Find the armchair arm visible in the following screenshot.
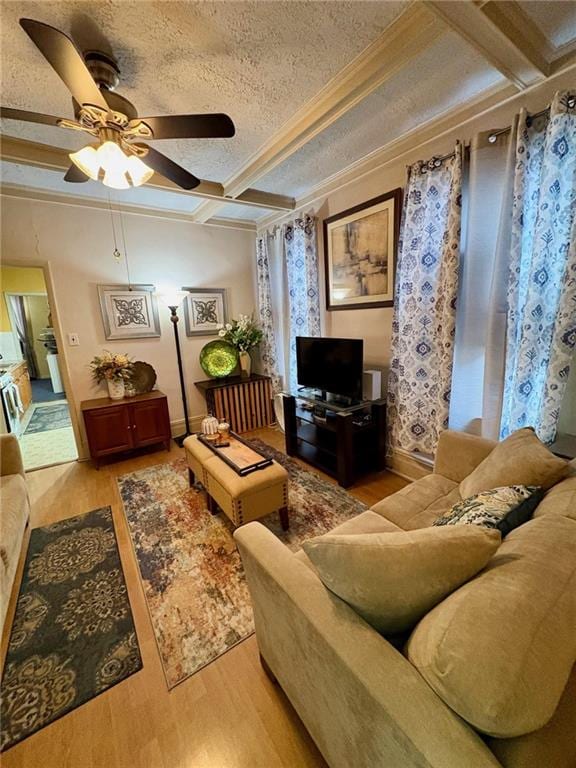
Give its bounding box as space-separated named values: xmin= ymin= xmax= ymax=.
xmin=434 ymin=430 xmax=496 ymax=484
xmin=0 ymin=434 xmax=25 ymax=478
xmin=235 ymin=523 xmax=500 ymax=768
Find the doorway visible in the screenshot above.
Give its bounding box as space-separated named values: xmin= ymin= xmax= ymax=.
xmin=1 ymin=266 xmax=78 ymax=470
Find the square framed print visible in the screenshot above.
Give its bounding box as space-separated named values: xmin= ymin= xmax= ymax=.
xmin=182 ymin=287 xmax=228 ymax=337
xmin=98 ymin=284 xmax=161 ymax=340
xmin=323 ymin=188 xmax=402 ymax=310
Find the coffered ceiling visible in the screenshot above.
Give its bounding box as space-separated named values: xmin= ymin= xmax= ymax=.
xmin=1 ymin=0 xmax=575 ymax=229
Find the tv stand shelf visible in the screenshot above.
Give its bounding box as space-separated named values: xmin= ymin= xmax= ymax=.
xmin=283 ymin=394 xmax=386 ymax=488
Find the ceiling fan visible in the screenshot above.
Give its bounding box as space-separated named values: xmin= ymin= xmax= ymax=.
xmin=0 ymin=18 xmax=235 ymax=190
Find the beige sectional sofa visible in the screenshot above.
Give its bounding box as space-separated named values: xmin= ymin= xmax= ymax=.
xmin=0 ymin=434 xmax=30 ymax=636
xmin=235 ymin=429 xmax=576 ymax=768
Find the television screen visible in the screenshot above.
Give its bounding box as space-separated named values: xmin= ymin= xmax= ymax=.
xmin=296 ymin=337 xmax=363 ymax=400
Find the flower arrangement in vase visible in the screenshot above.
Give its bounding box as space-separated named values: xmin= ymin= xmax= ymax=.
xmin=90 ymin=351 xmax=134 ymax=400
xmin=217 ymin=314 xmax=263 ymax=377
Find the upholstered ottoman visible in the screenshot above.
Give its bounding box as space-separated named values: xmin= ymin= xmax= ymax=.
xmin=183 ymin=435 xmax=290 ymax=530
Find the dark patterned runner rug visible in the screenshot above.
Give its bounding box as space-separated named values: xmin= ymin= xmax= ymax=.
xmin=117 ymin=439 xmax=367 ymax=689
xmin=0 ymin=507 xmax=142 ymax=752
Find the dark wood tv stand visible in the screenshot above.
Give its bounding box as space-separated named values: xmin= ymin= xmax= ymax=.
xmin=283 ymin=394 xmax=386 ymax=488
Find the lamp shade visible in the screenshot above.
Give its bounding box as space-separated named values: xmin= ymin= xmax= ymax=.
xmin=157 ymin=289 xmax=188 ymax=309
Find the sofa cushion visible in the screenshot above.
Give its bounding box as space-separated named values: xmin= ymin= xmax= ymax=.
xmin=433 ymin=485 xmax=544 ymax=537
xmin=534 ymin=475 xmax=576 ymax=522
xmin=302 ymin=525 xmax=500 ymax=635
xmin=487 ymin=662 xmax=576 ymax=768
xmin=0 ymin=473 xmax=29 ymax=568
xmin=406 ymin=516 xmax=576 ymax=738
xmin=294 ymin=511 xmax=402 ymax=573
xmin=371 ymin=475 xmax=460 ymax=530
xmin=460 ymin=428 xmax=569 ymax=499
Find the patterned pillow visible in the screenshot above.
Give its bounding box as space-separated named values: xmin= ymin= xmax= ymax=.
xmin=433 ymin=485 xmax=544 ymax=537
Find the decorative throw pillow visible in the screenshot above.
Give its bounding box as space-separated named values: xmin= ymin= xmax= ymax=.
xmin=433 ymin=485 xmax=544 ymax=537
xmin=459 ymin=427 xmax=569 ymax=499
xmin=302 ymin=525 xmax=501 ymax=635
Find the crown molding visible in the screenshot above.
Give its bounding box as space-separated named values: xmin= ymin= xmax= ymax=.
xmin=191 ymin=2 xmax=445 ymax=223
xmin=0 ymin=183 xmax=256 ymax=231
xmin=0 ymin=135 xmax=293 ymax=213
xmin=256 ymin=81 xmax=515 ymax=230
xmin=256 ymin=61 xmax=575 ymax=231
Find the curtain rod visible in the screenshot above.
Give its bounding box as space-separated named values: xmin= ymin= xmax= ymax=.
xmin=487 ymin=96 xmax=575 ymax=143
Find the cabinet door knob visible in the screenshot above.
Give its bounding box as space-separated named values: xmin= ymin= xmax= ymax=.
xmin=133 ymin=425 xmax=136 ymax=429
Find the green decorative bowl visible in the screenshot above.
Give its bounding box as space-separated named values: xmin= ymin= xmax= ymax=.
xmin=199 ymin=340 xmax=238 ymax=378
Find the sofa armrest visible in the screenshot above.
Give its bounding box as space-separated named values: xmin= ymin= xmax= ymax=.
xmin=434 ymin=430 xmax=496 ymax=484
xmin=0 ymin=434 xmax=25 ymax=478
xmin=235 ymin=523 xmax=501 ymax=768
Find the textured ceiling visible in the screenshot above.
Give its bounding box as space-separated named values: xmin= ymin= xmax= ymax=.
xmin=255 ymin=31 xmax=505 ymax=199
xmin=0 ymin=0 xmax=407 ymax=182
xmin=1 ymin=1 xmax=573 ymax=222
xmin=519 ymin=1 xmax=576 ymax=50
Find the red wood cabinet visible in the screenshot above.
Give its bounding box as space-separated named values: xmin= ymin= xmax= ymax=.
xmin=81 ymin=391 xmax=171 ymax=467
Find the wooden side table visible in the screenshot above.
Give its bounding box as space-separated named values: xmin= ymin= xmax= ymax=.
xmin=195 ymin=374 xmax=274 ymax=433
xmin=81 ymin=390 xmax=171 ymax=467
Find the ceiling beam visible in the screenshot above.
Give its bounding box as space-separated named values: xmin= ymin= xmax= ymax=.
xmin=191 ymin=2 xmax=446 ymax=223
xmin=0 ymin=135 xmax=295 ymax=212
xmin=0 ymin=182 xmax=257 ymax=230
xmin=481 ymin=0 xmax=554 ymax=67
xmin=424 ymin=0 xmax=549 ymax=89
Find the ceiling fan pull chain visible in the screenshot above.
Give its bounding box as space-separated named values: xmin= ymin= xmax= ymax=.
xmin=118 ymin=205 xmax=133 ymax=290
xmin=107 ymin=190 xmax=121 ymax=264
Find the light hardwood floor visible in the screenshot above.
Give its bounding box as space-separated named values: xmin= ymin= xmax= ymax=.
xmin=1 ymin=427 xmax=408 ymax=768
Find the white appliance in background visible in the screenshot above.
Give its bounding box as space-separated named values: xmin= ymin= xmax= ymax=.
xmin=47 ymin=353 xmax=64 ymax=394
xmin=38 ymin=328 xmax=64 ymax=394
xmin=363 ymin=369 xmax=382 ymax=401
xmin=0 ymin=371 xmax=22 ymax=435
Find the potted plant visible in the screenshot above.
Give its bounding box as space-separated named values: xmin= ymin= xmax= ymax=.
xmin=217 ymin=314 xmax=263 ymax=377
xmin=90 ymin=351 xmax=134 ymax=400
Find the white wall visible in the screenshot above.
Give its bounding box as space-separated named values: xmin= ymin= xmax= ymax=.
xmin=1 ymin=197 xmax=257 ymax=456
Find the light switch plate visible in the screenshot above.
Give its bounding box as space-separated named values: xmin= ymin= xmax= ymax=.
xmin=68 ymin=333 xmax=80 ymax=346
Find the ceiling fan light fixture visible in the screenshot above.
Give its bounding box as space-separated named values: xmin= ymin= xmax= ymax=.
xmin=102 ymin=166 xmax=130 ymax=190
xmin=69 ymin=144 xmax=100 ymax=180
xmin=125 ymin=154 xmax=154 ymax=187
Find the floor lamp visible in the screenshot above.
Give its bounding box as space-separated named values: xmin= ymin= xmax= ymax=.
xmin=158 ymin=290 xmax=190 ymax=447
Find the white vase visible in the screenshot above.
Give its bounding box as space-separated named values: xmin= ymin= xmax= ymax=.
xmin=107 ymin=378 xmax=125 ymax=400
xmin=239 ymin=351 xmax=251 ymax=378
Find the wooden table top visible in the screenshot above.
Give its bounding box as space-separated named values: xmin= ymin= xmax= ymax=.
xmin=80 ymin=389 xmax=167 ymax=411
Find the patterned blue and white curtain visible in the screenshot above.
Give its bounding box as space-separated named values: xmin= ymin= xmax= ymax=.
xmin=256 ymin=234 xmax=282 ymax=393
xmin=501 ymin=92 xmax=576 ymax=443
xmin=284 ymin=214 xmax=321 ymax=393
xmin=387 ymin=145 xmax=463 ymax=455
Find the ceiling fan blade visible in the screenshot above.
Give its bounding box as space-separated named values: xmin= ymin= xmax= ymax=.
xmin=140 ymin=146 xmax=200 ymax=190
xmin=19 ymin=18 xmax=109 ymax=111
xmin=0 ymin=106 xmax=66 ymax=126
xmin=64 ymin=164 xmax=89 ymax=183
xmin=138 ymin=114 xmax=235 ymax=140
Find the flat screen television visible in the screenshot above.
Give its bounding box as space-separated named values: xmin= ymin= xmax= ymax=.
xmin=296 ymin=336 xmax=363 ymax=400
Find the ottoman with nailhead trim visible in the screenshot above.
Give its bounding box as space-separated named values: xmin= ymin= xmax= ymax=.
xmin=183 ymin=435 xmax=290 ymax=530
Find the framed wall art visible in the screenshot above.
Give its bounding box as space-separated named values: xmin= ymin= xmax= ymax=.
xmin=98 ymin=284 xmax=161 ymax=340
xmin=323 ymin=188 xmax=402 ymax=310
xmin=182 ymin=287 xmax=228 ymax=337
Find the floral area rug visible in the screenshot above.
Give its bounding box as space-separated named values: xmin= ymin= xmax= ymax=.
xmin=117 ymin=439 xmax=367 ymax=688
xmin=0 ymin=507 xmax=142 ymax=752
xmin=24 ymin=403 xmax=71 ymax=434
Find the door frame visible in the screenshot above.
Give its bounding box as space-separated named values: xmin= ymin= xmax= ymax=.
xmin=2 ymin=261 xmax=84 ymax=462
